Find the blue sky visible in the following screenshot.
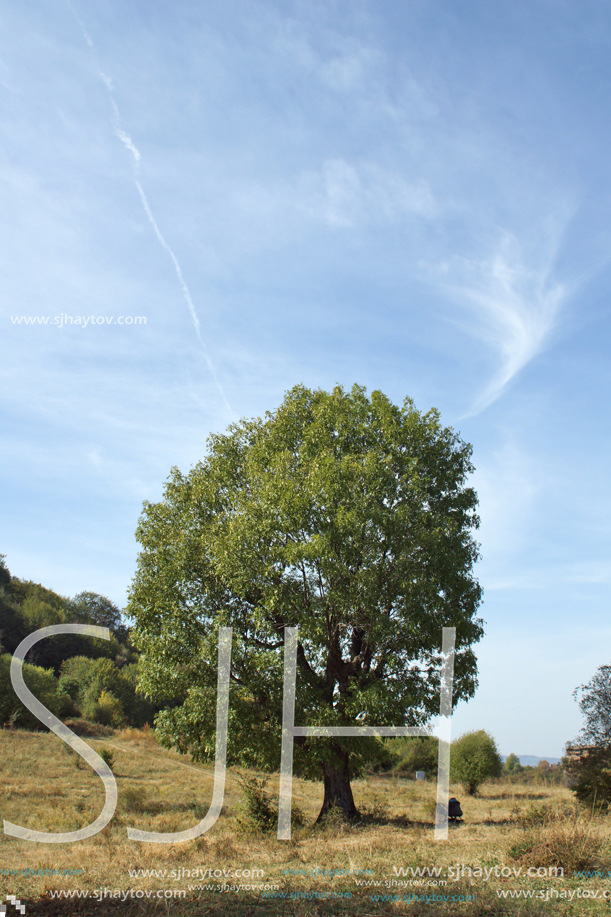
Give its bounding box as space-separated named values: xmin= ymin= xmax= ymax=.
xmin=2 ymin=0 xmax=611 ymax=758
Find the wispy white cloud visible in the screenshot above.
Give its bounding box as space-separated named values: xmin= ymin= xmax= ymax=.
xmin=273 ymin=21 xmax=384 ymax=96
xmin=115 ymin=129 xmax=140 ymax=165
xmin=225 ymin=158 xmax=435 ymax=235
xmin=423 ymin=216 xmax=574 ymax=415
xmin=558 ymin=561 xmax=611 ymax=586
xmin=318 ymin=42 xmax=384 ymax=94
xmin=66 ymin=0 xmax=93 ymax=49
xmin=317 ymin=159 xmax=435 ymax=227
xmin=99 ymin=70 xmax=113 ymax=91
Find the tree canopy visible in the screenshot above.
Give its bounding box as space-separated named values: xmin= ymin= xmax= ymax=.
xmin=573 ymin=664 xmax=611 ymax=747
xmin=128 ymin=384 xmax=484 ymax=819
xmin=567 ymin=664 xmax=611 ymax=807
xmin=450 ymin=730 xmax=502 ymax=795
xmin=68 ymin=591 xmax=126 ymax=637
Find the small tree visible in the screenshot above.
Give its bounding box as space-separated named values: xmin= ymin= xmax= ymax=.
xmin=505 ymin=752 xmax=523 ymax=775
xmin=573 ymin=664 xmax=611 ymax=746
xmin=68 ymin=592 xmax=128 ymax=641
xmin=95 ymin=690 xmax=127 ymax=728
xmin=451 ymin=730 xmax=502 ymax=795
xmin=565 ymin=745 xmax=611 ymax=807
xmin=568 ymin=664 xmax=611 ymax=807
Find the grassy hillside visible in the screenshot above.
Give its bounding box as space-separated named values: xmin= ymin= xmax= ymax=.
xmin=1 ymin=727 xmax=610 ymax=916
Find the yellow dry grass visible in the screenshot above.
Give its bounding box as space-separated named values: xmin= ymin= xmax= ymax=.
xmin=1 ymin=727 xmax=611 ymax=915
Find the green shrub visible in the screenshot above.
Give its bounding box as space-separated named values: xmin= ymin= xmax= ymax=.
xmin=566 ymin=745 xmax=611 ymax=808
xmin=121 ymin=786 xmax=147 ymax=814
xmin=516 ymin=802 xmax=555 ymax=828
xmin=450 ymin=730 xmax=503 ymax=795
xmin=236 ymin=775 xmax=278 ymax=833
xmin=318 ymin=803 xmax=347 ymax=832
xmin=361 ymin=792 xmax=390 ymax=821
xmin=98 ymin=747 xmax=115 ymax=769
xmin=95 ymin=690 xmax=127 ymax=728
xmin=236 ymin=775 xmax=303 ymax=834
xmin=0 ymin=653 xmax=73 ymax=730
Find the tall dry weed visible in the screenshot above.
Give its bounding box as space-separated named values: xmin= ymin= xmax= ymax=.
xmin=508 ymin=806 xmax=604 ymax=874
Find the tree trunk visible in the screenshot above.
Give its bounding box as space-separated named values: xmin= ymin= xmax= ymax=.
xmin=316 ymin=746 xmax=359 ymax=822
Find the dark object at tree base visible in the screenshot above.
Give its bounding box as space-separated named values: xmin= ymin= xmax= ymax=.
xmin=448 ymin=797 xmax=463 ymax=821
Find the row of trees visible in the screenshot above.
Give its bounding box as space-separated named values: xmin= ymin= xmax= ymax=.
xmin=0 ymin=558 xmax=129 ymax=671
xmin=386 ymin=731 xmax=503 ymax=795
xmin=380 ymin=646 xmax=611 ymax=804
xmin=504 ymin=753 xmax=566 ymax=785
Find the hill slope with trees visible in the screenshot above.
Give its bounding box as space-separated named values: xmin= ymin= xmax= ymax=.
xmin=0 ymin=554 xmax=155 ymax=730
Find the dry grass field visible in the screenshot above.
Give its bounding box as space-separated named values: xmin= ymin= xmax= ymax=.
xmin=1 ymin=727 xmax=611 ymax=916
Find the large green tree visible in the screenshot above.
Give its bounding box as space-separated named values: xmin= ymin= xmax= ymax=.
xmin=128 ymin=384 xmax=483 ymax=820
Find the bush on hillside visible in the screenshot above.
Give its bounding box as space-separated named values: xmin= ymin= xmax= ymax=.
xmin=236 ymin=775 xmax=303 ymax=834
xmin=59 ymin=656 xmax=154 ymax=727
xmin=95 ymin=690 xmax=127 ymax=728
xmin=0 ymin=653 xmax=74 ymax=729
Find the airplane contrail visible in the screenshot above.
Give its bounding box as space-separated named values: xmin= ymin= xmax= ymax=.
xmin=68 ymin=6 xmax=233 ymax=417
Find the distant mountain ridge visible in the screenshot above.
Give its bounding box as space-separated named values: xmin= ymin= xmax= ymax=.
xmin=501 ymin=755 xmax=561 ymax=766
